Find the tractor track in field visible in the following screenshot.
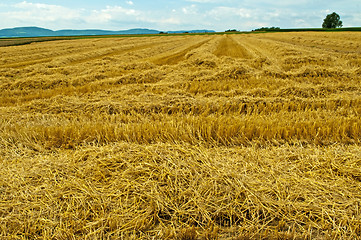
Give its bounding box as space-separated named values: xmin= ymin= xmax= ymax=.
xmin=213 ymin=35 xmax=253 ymax=59
xmin=148 ymin=37 xmax=213 ymax=65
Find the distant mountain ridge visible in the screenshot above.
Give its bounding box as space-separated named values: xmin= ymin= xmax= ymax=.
xmin=0 ymin=27 xmax=215 ymax=38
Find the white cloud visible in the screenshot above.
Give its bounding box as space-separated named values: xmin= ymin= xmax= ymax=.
xmin=0 ymin=1 xmax=82 ymax=29
xmin=0 ymin=2 xmax=144 ymax=30
xmin=14 ymin=1 xmax=80 ymax=20
xmin=320 ymin=9 xmax=332 ymax=14
xmin=207 ymin=7 xmax=253 ymax=20
xmin=126 ymin=1 xmax=134 ymax=6
xmin=102 ymin=5 xmax=140 ymax=16
xmin=182 ymin=5 xmax=198 ymax=15
xmin=85 ymin=5 xmax=143 ymax=29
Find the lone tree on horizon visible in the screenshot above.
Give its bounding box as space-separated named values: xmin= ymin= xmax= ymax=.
xmin=322 ymin=12 xmax=343 ymax=28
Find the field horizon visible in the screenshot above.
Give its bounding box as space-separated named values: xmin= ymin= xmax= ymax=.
xmin=1 ymin=32 xmax=361 ymax=239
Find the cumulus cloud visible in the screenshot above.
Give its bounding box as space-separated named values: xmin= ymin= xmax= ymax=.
xmin=99 ymin=5 xmax=140 ymax=17
xmin=14 ymin=1 xmax=81 ymax=20
xmin=0 ymin=1 xmax=143 ymax=30
xmin=207 ymin=7 xmax=253 ymax=19
xmin=182 ymin=5 xmax=198 ymax=15
xmin=0 ymin=1 xmax=82 ymax=29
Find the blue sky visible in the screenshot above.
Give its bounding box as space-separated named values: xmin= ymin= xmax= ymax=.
xmin=0 ymin=0 xmax=360 ymax=31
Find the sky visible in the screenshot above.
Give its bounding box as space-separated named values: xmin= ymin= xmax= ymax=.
xmin=0 ymin=0 xmax=360 ymax=31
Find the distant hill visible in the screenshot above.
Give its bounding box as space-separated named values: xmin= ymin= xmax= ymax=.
xmin=167 ymin=30 xmax=215 ymax=34
xmin=0 ymin=27 xmax=215 ymax=38
xmin=0 ymin=27 xmax=160 ymax=37
xmin=0 ymin=27 xmax=55 ymax=37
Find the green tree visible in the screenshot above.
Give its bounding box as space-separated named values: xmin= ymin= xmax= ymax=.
xmin=322 ymin=12 xmax=343 ymax=28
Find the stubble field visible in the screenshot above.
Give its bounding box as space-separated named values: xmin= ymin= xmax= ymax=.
xmin=1 ymin=32 xmax=361 ymax=239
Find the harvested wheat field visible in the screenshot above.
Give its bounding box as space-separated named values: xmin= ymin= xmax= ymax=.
xmin=1 ymin=32 xmax=361 ymax=239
